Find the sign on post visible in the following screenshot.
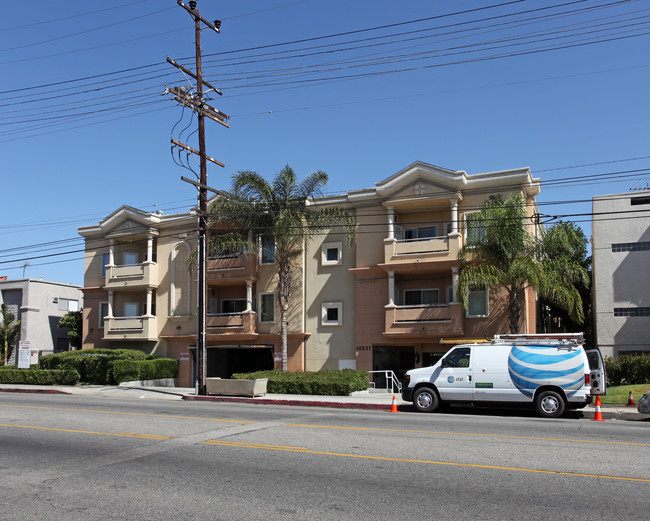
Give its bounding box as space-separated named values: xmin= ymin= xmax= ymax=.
xmin=18 ymin=340 xmax=31 ymax=369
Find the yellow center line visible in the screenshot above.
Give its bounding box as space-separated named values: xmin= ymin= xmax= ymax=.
xmin=0 ymin=423 xmax=173 ymax=440
xmin=0 ymin=404 xmax=257 ymax=424
xmin=284 ymin=423 xmax=650 ymax=447
xmin=202 ymin=440 xmax=650 ymax=483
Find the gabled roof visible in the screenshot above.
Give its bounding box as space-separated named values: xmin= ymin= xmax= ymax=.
xmin=77 ymin=205 xmax=194 ymax=238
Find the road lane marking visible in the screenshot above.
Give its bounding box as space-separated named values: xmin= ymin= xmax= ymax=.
xmin=284 ymin=423 xmax=650 ymax=447
xmin=202 ymin=440 xmax=650 ymax=483
xmin=0 ymin=404 xmax=257 ymax=424
xmin=0 ymin=423 xmax=173 ymax=440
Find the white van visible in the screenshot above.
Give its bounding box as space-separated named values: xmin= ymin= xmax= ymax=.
xmin=402 ymin=334 xmax=606 ymax=418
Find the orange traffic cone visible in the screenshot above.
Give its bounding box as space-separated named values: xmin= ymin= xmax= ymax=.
xmin=390 ymin=395 xmax=399 ymax=413
xmin=627 ymin=391 xmax=635 ymax=407
xmin=591 ymin=395 xmax=605 ymax=421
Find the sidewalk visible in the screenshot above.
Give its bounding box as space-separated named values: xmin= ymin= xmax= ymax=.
xmin=0 ymin=384 xmax=648 ymax=420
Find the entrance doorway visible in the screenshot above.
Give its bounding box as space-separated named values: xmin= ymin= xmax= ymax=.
xmin=207 ymin=346 xmax=274 ymax=378
xmin=372 ymin=346 xmax=415 ymax=387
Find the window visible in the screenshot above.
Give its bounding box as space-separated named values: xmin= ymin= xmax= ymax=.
xmin=465 ymin=212 xmax=486 ymax=246
xmin=124 ymin=302 xmax=139 ymax=317
xmin=443 ymin=347 xmax=471 ymax=368
xmin=446 ymin=285 xmax=455 ymax=304
xmin=123 ymin=252 xmax=138 ymax=265
xmin=322 ymin=302 xmax=343 ymax=326
xmin=259 ymin=293 xmax=275 ymax=323
xmin=101 ymin=252 xmax=110 ymax=277
xmin=404 ymin=289 xmax=439 ymax=306
xmin=261 ymin=236 xmax=275 ymax=264
xmin=612 ymin=242 xmax=650 ymax=252
xmin=630 ymin=196 xmax=650 ymax=206
xmin=467 ymin=286 xmax=488 ymax=317
xmin=58 ymin=298 xmax=79 ymax=312
xmin=404 ymin=226 xmax=438 ymax=241
xmin=99 ymin=302 xmax=109 ymax=328
xmin=614 ymin=307 xmax=650 ymax=317
xmin=321 ymin=242 xmax=342 ymax=266
xmin=221 ymin=299 xmax=247 ymax=314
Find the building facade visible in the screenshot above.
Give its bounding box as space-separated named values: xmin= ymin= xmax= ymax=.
xmin=592 ymin=190 xmax=650 ymax=357
xmin=0 ymin=278 xmax=83 ymax=363
xmin=78 ymin=162 xmax=541 ymax=384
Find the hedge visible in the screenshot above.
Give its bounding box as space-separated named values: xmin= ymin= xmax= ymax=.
xmin=0 ymin=367 xmax=80 ymax=385
xmin=112 ymin=358 xmax=179 ymax=384
xmin=604 ymin=354 xmax=650 ymax=386
xmin=231 ymin=369 xmax=369 ymax=396
xmin=39 ymin=349 xmax=177 ymax=385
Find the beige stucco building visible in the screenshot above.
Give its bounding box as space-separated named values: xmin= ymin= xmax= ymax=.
xmin=78 ymin=161 xmax=541 ymax=385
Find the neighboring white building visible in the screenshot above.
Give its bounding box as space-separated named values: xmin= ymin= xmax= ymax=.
xmin=592 ymin=190 xmax=650 ymax=357
xmin=0 ymin=278 xmax=83 ymax=362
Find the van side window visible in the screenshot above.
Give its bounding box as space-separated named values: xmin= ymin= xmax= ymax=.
xmin=443 ymin=347 xmax=470 ymax=367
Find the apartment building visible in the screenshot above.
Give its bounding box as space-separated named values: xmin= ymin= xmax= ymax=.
xmin=592 ymin=190 xmax=650 ymax=357
xmin=78 ymin=161 xmax=541 ymax=384
xmin=0 ymin=278 xmax=83 ymax=362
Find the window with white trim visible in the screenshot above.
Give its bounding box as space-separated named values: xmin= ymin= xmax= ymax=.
xmin=465 ymin=212 xmax=486 ymax=246
xmin=99 ymin=302 xmax=109 ymax=328
xmin=466 ymin=286 xmax=488 ymax=317
xmin=101 ymin=252 xmax=110 ymax=277
xmin=321 ymin=242 xmax=342 ymax=266
xmin=259 ymin=293 xmax=275 ymax=323
xmin=403 ymin=289 xmax=439 ymax=306
xmin=322 ymin=302 xmax=343 ymax=326
xmin=260 ymin=236 xmax=275 ymax=264
xmin=58 ymin=298 xmax=79 ymax=312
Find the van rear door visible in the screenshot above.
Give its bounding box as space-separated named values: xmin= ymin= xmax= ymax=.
xmin=586 ymin=349 xmax=607 ymax=395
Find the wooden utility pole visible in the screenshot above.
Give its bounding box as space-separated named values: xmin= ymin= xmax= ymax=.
xmin=167 ymin=0 xmax=229 ymax=395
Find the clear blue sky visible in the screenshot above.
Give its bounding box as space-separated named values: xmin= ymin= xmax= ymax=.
xmin=1 ymin=0 xmax=649 ymax=286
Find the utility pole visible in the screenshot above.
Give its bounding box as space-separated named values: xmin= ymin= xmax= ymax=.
xmin=167 ymin=0 xmax=229 ymax=395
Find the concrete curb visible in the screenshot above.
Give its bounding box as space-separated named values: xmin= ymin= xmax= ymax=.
xmin=183 ymin=394 xmax=391 ymax=411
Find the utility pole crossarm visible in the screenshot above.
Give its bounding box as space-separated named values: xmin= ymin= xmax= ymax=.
xmin=166 ymin=57 xmax=222 ymax=96
xmin=172 ymin=139 xmax=225 ymax=168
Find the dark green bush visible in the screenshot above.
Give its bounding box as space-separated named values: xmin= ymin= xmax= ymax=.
xmin=231 ymin=369 xmax=369 ymax=396
xmin=112 ymin=358 xmax=178 ymax=384
xmin=0 ymin=368 xmax=79 ymax=385
xmin=605 ymin=354 xmax=650 ymax=386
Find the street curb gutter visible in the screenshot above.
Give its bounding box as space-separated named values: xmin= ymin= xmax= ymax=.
xmin=0 ymin=387 xmax=71 ymax=395
xmin=182 ymin=394 xmax=390 ymax=411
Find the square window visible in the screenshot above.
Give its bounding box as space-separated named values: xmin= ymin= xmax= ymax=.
xmin=322 ymin=302 xmax=343 ymax=326
xmin=321 ymin=242 xmax=342 ymax=266
xmin=259 ymin=293 xmax=275 ymax=323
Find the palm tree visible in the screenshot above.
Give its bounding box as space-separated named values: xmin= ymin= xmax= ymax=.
xmin=0 ymin=303 xmax=21 ymax=365
xmin=207 ymin=165 xmax=355 ymax=371
xmin=457 ymin=194 xmax=588 ymax=334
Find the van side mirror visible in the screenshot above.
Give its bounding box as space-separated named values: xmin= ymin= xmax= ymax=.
xmin=441 ymin=358 xmax=448 ymax=368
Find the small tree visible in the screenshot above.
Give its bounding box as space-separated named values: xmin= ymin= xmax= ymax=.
xmin=0 ymin=303 xmax=21 ymax=365
xmin=207 ymin=165 xmax=355 ymax=371
xmin=58 ymin=310 xmax=83 ymax=350
xmin=457 ymin=194 xmax=589 ymax=333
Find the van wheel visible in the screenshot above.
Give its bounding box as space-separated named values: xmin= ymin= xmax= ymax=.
xmin=535 ymin=390 xmax=565 ymax=418
xmin=413 ymin=387 xmax=439 ymax=413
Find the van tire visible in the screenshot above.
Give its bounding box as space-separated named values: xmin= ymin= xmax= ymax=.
xmin=535 ymin=390 xmax=566 ymax=418
xmin=413 ymin=387 xmax=439 ymax=413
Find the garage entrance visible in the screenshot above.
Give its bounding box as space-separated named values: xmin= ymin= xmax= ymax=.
xmin=206 ymin=346 xmax=274 ymax=378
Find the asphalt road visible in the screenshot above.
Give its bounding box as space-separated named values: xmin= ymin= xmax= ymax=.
xmin=0 ymin=393 xmax=648 ymax=521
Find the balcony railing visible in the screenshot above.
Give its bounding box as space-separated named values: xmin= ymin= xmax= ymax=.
xmin=207 ymin=254 xmax=258 ymax=282
xmin=105 ymin=262 xmax=158 ymax=289
xmin=385 ymin=304 xmax=464 ymax=336
xmin=206 ymin=312 xmax=256 ymax=334
xmin=103 ymin=315 xmax=157 ymax=340
xmin=384 ymin=233 xmax=461 ymax=264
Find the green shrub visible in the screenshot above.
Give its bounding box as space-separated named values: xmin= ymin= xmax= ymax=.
xmin=605 ymin=355 xmax=650 ymax=386
xmin=112 ymin=358 xmax=178 ymax=384
xmin=231 ymin=369 xmax=369 ymax=396
xmin=0 ymin=368 xmax=79 ymax=385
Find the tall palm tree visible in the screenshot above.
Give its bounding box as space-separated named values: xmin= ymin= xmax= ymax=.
xmin=457 ymin=194 xmax=588 ymax=334
xmin=207 ymin=165 xmax=355 ymax=371
xmin=0 ymin=303 xmax=21 ymax=365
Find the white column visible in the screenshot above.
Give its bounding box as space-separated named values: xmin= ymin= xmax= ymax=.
xmin=146 ymin=234 xmax=154 ymax=263
xmin=451 ymin=267 xmax=459 ymax=304
xmin=387 ymin=206 xmax=395 ymax=240
xmin=108 ymin=290 xmax=114 ymax=317
xmin=146 ymin=288 xmax=153 ymax=316
xmin=108 ymin=239 xmax=115 ymax=266
xmin=450 ymin=199 xmax=459 ymax=234
xmin=387 ymin=271 xmax=396 ymax=307
xmin=245 ymin=280 xmax=253 ymax=312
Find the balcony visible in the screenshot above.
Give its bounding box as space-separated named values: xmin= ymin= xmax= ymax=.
xmin=103 ymin=315 xmax=157 ymax=341
xmin=384 ymin=304 xmax=464 ymax=337
xmin=206 ymin=311 xmax=257 ymax=335
xmin=207 ymin=254 xmax=258 ymax=283
xmin=384 ymin=233 xmax=461 ymax=265
xmin=105 ymin=262 xmax=158 ymax=289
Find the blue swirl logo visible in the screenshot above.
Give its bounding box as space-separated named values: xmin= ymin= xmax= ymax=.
xmin=507 ymin=345 xmax=585 ymax=398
